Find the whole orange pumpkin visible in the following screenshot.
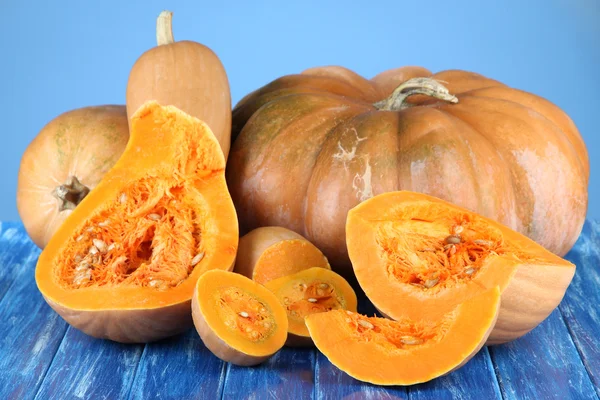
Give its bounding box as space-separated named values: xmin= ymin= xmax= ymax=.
xmin=17 ymin=105 xmax=129 ymax=248
xmin=227 ymin=66 xmax=589 ymax=274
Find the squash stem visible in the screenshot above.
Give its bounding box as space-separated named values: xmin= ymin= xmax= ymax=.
xmin=52 ymin=176 xmax=90 ymax=212
xmin=156 ymin=10 xmax=174 ymax=45
xmin=374 ymin=78 xmax=458 ymax=111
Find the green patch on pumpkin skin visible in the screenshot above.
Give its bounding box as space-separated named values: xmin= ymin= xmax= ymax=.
xmin=54 ymin=124 xmax=70 ymax=167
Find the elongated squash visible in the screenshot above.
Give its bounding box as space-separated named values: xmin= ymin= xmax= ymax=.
xmin=346 ymin=191 xmax=575 ymax=344
xmin=234 ymin=226 xmax=330 ymax=285
xmin=192 ymin=270 xmax=288 ymax=366
xmin=264 ymin=267 xmax=357 ymax=346
xmin=35 ymin=102 xmax=238 ymax=343
xmin=306 ymin=288 xmax=500 ymax=385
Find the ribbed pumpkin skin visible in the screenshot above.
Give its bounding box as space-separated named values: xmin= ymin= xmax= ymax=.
xmin=227 ymin=66 xmax=589 ymax=274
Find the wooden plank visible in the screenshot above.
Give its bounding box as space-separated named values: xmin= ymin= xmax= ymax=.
xmin=0 ymin=222 xmax=39 ymax=302
xmin=221 ymin=347 xmax=316 ymax=399
xmin=34 ymin=327 xmax=144 ymax=400
xmin=409 ymin=348 xmax=502 ymax=400
xmin=128 ymin=329 xmax=227 ymax=400
xmin=560 ymin=220 xmax=600 ymax=397
xmin=0 ymin=224 xmax=69 ymax=400
xmin=489 ymin=308 xmax=598 ymax=400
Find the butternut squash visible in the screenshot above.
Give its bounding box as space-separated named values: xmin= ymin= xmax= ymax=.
xmin=346 ymin=191 xmax=575 ymax=344
xmin=234 ymin=226 xmax=330 ymax=285
xmin=35 ymin=102 xmax=238 ymax=343
xmin=264 ymin=267 xmax=357 ymax=346
xmin=192 ymin=270 xmax=288 ymax=366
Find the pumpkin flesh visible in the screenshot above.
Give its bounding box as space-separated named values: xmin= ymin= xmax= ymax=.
xmin=346 ymin=191 xmax=575 ymax=344
xmin=305 ymin=287 xmax=500 ymax=385
xmin=264 ymin=267 xmax=357 ymax=346
xmin=35 ymin=102 xmax=238 ymax=343
xmin=234 ymin=226 xmax=331 ymax=285
xmin=192 ymin=270 xmax=288 ymax=366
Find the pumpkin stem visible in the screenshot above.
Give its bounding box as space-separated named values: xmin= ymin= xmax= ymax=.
xmin=156 ymin=10 xmax=174 ymax=45
xmin=52 ymin=176 xmax=90 ymax=212
xmin=374 ymin=78 xmax=458 ymax=111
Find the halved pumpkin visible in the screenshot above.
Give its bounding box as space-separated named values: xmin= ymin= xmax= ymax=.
xmin=192 ymin=270 xmax=288 ymax=366
xmin=234 ymin=226 xmax=330 ymax=285
xmin=306 ymin=287 xmax=500 ymax=385
xmin=264 ymin=267 xmax=357 ymax=346
xmin=346 ymin=191 xmax=575 ymax=344
xmin=35 ymin=101 xmax=238 ymax=343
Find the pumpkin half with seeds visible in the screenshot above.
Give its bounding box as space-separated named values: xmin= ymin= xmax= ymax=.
xmin=35 ymin=102 xmax=238 ymax=343
xmin=17 ymin=106 xmax=129 ymax=248
xmin=346 ymin=191 xmax=576 ymax=344
xmin=306 ymin=287 xmax=501 ymax=385
xmin=192 ymin=270 xmax=288 ymax=366
xmin=227 ymin=65 xmax=589 ymax=275
xmin=264 ymin=267 xmax=357 ymax=346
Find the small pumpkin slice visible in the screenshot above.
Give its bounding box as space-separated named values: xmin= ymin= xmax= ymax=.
xmin=35 ymin=102 xmax=238 ymax=343
xmin=264 ymin=267 xmax=357 ymax=346
xmin=235 ymin=226 xmax=331 ymax=285
xmin=306 ymin=288 xmax=500 ymax=385
xmin=192 ymin=270 xmax=288 ymax=366
xmin=346 ymin=191 xmax=575 ymax=344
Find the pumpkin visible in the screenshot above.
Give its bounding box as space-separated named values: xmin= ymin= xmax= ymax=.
xmin=264 ymin=267 xmax=357 ymax=346
xmin=306 ymin=287 xmax=500 ymax=385
xmin=17 ymin=106 xmax=129 ymax=248
xmin=35 ymin=102 xmax=238 ymax=343
xmin=126 ymin=11 xmax=231 ymax=158
xmin=192 ymin=270 xmax=288 ymax=366
xmin=346 ymin=191 xmax=575 ymax=344
xmin=227 ymin=65 xmax=589 ymax=275
xmin=234 ymin=226 xmax=330 ymax=285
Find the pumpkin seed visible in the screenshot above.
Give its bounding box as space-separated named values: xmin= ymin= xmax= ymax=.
xmin=239 ymin=311 xmax=249 ymax=318
xmin=98 ymin=220 xmax=110 ymax=227
xmin=191 ymin=252 xmax=205 ymax=266
xmin=319 ymin=283 xmax=329 ymax=289
xmin=76 ymin=235 xmax=85 ymax=242
xmin=107 ymin=243 xmax=116 ymax=251
xmin=424 ymin=278 xmax=439 ymax=288
xmin=400 ymin=335 xmax=424 ymax=345
xmin=453 ymin=225 xmax=464 ymax=235
xmin=465 ymin=267 xmax=476 ymax=275
xmin=474 ymin=239 xmax=492 ymax=246
xmin=92 ymin=239 xmax=107 ymax=253
xmin=119 ymin=193 xmax=127 ymax=204
xmin=445 ymin=235 xmax=461 ymax=244
xmin=148 ymin=213 xmax=161 ymax=221
xmin=358 ymin=320 xmax=374 ymax=329
xmin=263 ymin=321 xmax=272 ymax=328
xmin=89 ymin=246 xmax=99 ymax=255
xmin=307 ymin=298 xmax=318 ymax=303
xmin=449 ymin=245 xmax=457 ymax=256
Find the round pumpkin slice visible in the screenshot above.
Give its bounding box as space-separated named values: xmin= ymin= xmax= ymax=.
xmin=192 ymin=270 xmax=288 ymax=366
xmin=306 ymin=287 xmax=500 ymax=386
xmin=264 ymin=267 xmax=357 ymax=346
xmin=234 ymin=226 xmax=331 ymax=285
xmin=346 ymin=191 xmax=576 ymax=344
xmin=35 ymin=101 xmax=238 ymax=343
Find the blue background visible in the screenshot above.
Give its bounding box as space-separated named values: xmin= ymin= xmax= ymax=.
xmin=2 ymin=0 xmax=598 ymax=220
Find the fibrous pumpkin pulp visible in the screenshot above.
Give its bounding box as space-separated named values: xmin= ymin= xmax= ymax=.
xmin=346 ymin=191 xmax=575 ymax=344
xmin=35 ymin=102 xmax=238 ymax=343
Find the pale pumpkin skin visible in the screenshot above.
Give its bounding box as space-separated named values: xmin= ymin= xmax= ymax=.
xmin=17 ymin=106 xmax=129 ymax=248
xmin=126 ymin=11 xmax=231 ymax=158
xmin=228 ymin=66 xmax=589 ymax=274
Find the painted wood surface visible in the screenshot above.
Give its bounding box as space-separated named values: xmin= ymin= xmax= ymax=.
xmin=0 ymin=221 xmax=598 ymax=400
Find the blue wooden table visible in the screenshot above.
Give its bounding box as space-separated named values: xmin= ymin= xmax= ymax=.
xmin=0 ymin=221 xmax=598 ymax=400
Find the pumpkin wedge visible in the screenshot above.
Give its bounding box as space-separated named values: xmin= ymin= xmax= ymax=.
xmin=35 ymin=102 xmax=238 ymax=343
xmin=192 ymin=270 xmax=288 ymax=366
xmin=264 ymin=267 xmax=357 ymax=346
xmin=17 ymin=106 xmax=129 ymax=248
xmin=126 ymin=11 xmax=231 ymax=158
xmin=346 ymin=191 xmax=575 ymax=344
xmin=235 ymin=226 xmax=330 ymax=285
xmin=306 ymin=287 xmax=500 ymax=386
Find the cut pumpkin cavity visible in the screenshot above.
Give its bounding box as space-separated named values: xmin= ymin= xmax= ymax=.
xmin=264 ymin=267 xmax=357 ymax=346
xmin=346 ymin=191 xmax=575 ymax=344
xmin=35 ymin=102 xmax=238 ymax=343
xmin=192 ymin=270 xmax=288 ymax=366
xmin=306 ymin=287 xmax=500 ymax=386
